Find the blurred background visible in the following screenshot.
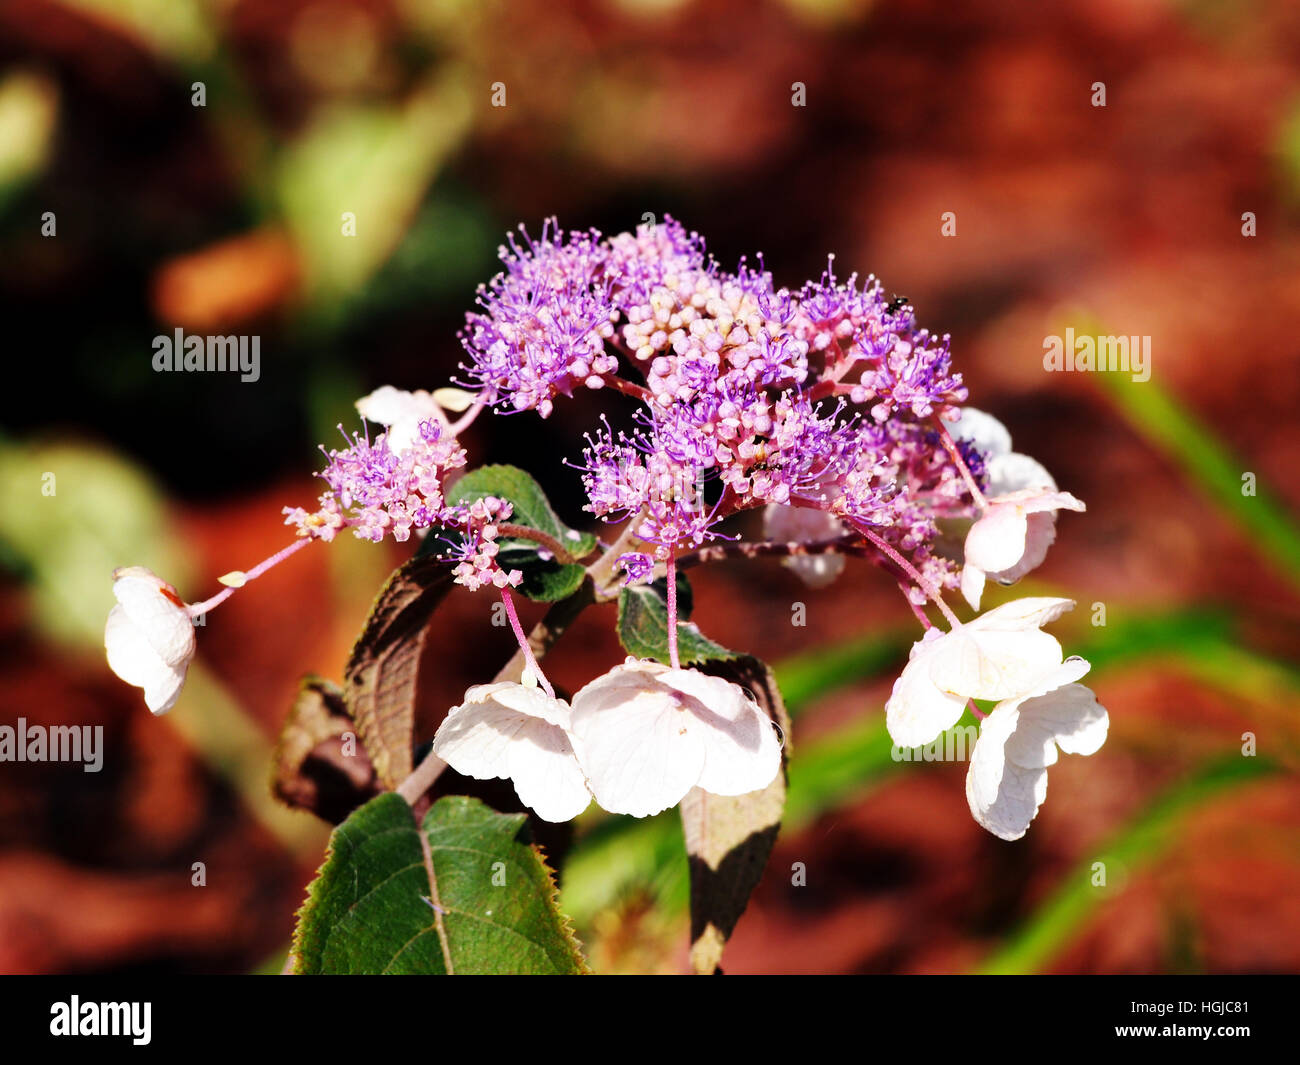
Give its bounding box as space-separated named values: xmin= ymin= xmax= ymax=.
xmin=1 ymin=0 xmax=1299 ymax=975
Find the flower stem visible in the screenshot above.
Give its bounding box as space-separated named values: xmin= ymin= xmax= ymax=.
xmin=496 ymin=523 xmax=581 ymax=564
xmin=500 ymin=586 xmax=555 ymax=697
xmin=897 ymin=580 xmax=934 ymax=631
xmin=187 ymin=536 xmax=314 ymax=617
xmin=602 ymin=375 xmax=653 ymax=402
xmin=448 ymin=398 xmax=486 ymax=436
xmin=933 ymin=414 xmax=986 ymax=508
xmin=665 ymin=551 xmax=681 ymax=669
xmin=851 ymin=522 xmax=961 ymax=628
xmin=397 ymin=748 xmax=448 ymax=805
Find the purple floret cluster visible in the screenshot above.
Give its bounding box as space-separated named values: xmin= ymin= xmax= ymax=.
xmin=283 ymin=419 xmax=467 ymax=544
xmin=461 ymin=216 xmax=976 ymax=590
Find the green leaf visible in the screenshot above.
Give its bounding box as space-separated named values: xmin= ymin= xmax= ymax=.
xmin=616 ymin=574 xmax=737 ymax=665
xmin=681 ymin=656 xmax=790 ymax=974
xmin=293 ymin=793 xmax=587 ymax=974
xmin=343 ymin=554 xmax=455 ymax=789
xmin=442 ymin=464 xmax=596 ymax=602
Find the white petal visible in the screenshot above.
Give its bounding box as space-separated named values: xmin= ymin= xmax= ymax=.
xmin=569 ymin=677 xmax=705 ymax=817
xmin=111 ymin=567 xmax=195 ymax=670
xmin=998 ymin=658 xmax=1093 ymax=768
xmin=355 ymin=385 xmax=433 ymax=426
xmin=104 ymin=604 xmax=190 ymax=714
xmin=960 ymin=561 xmax=987 ymax=610
xmin=885 ymin=636 xmax=969 ymax=748
xmin=966 ymin=722 xmax=1047 ymax=841
xmin=988 ymin=511 xmax=1057 ymax=584
xmin=355 ymin=386 xmax=444 ymax=453
xmin=948 ymin=407 xmax=1012 ymax=459
xmin=142 ymin=663 xmax=189 ymax=715
xmin=105 ymin=567 xmax=196 ymax=715
xmin=432 ymin=684 xmax=590 ymax=822
xmin=987 ymin=451 xmax=1056 ymax=496
xmin=965 ymin=659 xmax=1107 ymax=840
xmin=1018 ymin=489 xmax=1085 ymax=516
xmin=105 ymin=605 xmax=161 ymax=689
xmin=431 ymin=387 xmax=476 ymax=412
xmin=929 ymin=626 xmax=1064 ymax=703
xmin=763 ymin=505 xmax=847 ymax=588
xmin=964 ymin=503 xmax=1029 ymax=574
xmin=655 ymin=669 xmax=782 ymax=797
xmin=969 ymin=596 xmax=1075 ymax=633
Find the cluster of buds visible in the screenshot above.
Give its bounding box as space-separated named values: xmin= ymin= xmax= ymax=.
xmin=444 ymin=496 xmax=523 ymax=591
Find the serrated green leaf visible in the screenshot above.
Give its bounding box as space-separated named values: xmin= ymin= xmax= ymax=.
xmin=616 ymin=574 xmax=736 ymax=665
xmin=343 ymin=555 xmax=455 ymax=788
xmin=292 ymin=793 xmax=586 ymax=974
xmin=441 ymin=464 xmax=596 ymax=602
xmin=681 ymin=656 xmax=790 ymax=974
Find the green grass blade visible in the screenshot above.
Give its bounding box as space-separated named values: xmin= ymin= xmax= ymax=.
xmin=1099 ymin=374 xmax=1300 ymax=591
xmin=976 ymin=755 xmax=1279 ymax=975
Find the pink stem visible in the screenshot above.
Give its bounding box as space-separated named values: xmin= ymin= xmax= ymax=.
xmin=500 ymin=587 xmax=555 ymax=697
xmin=665 ymin=552 xmax=681 ymax=669
xmin=852 ymin=522 xmax=961 ymax=628
xmin=186 ymin=536 xmax=314 ymax=617
xmin=449 ymin=399 xmax=486 ymax=437
xmin=602 ymin=375 xmax=653 ymax=402
xmin=933 ymin=414 xmax=987 ymax=509
xmin=897 ymin=580 xmax=933 ymax=631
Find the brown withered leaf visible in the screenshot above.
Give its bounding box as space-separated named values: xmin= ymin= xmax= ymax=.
xmin=343 ymin=554 xmax=456 ymax=789
xmin=272 ymin=675 xmax=379 ymax=824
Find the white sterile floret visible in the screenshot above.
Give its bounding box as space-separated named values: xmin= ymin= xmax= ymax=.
xmin=762 ymin=503 xmax=846 ymax=588
xmin=569 ymin=659 xmax=782 ymax=818
xmin=949 ymin=407 xmax=1085 ymax=609
xmin=104 ymin=566 xmax=197 ymax=715
xmin=432 ymin=682 xmax=592 ymax=823
xmin=966 ymin=657 xmax=1109 ymax=840
xmin=355 ymin=385 xmax=449 ymax=453
xmin=885 ymin=597 xmax=1075 ymax=748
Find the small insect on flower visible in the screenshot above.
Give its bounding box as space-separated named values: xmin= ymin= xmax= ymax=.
xmin=885 ymin=295 xmax=910 ymax=315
